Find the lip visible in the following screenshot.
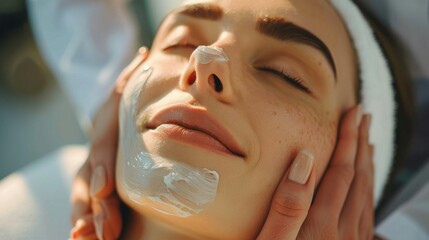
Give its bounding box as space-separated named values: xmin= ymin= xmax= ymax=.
xmin=146 ymin=104 xmax=245 ymax=158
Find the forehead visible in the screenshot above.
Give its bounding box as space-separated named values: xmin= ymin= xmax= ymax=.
xmin=180 ymin=0 xmax=349 ymax=47
xmin=180 ymin=0 xmax=345 ymax=38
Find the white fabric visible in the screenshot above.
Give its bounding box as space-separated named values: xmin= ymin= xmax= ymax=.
xmin=329 ymin=0 xmax=396 ymax=205
xmin=0 ymin=146 xmax=88 ymax=240
xmin=27 ymin=0 xmax=140 ymax=131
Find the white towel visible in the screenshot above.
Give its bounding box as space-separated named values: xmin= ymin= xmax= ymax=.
xmin=330 ymin=0 xmax=396 ymax=205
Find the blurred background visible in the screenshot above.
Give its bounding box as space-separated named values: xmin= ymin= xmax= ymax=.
xmin=0 ymin=0 xmax=181 ymax=180
xmin=0 ymin=1 xmax=85 ymax=179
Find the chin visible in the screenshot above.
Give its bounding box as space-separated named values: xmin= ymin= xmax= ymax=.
xmin=115 ymin=135 xmax=269 ymax=240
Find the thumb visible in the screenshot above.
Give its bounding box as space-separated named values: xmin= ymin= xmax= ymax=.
xmin=257 ymin=150 xmax=315 ymax=240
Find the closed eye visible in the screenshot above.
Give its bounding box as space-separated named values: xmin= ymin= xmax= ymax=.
xmin=163 ymin=43 xmax=197 ymax=51
xmin=256 ymin=66 xmax=311 ymax=94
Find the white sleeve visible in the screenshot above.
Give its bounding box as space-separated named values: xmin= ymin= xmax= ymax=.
xmin=27 ymin=0 xmax=139 ymax=131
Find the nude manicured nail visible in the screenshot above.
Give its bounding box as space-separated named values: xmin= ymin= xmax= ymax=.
xmin=90 ymin=166 xmax=106 ymax=198
xmin=95 ymin=213 xmax=104 ymax=240
xmin=75 ymin=218 xmax=86 ymax=228
xmin=288 ymin=150 xmax=314 ymax=184
xmin=356 ymin=105 xmax=363 ymax=127
xmin=138 ymin=47 xmax=148 ymax=55
xmin=71 ymin=219 xmax=85 ymax=239
xmin=366 ymin=114 xmax=372 ymax=130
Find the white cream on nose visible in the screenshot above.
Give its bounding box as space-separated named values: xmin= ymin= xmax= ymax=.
xmin=192 ymin=46 xmax=230 ymax=64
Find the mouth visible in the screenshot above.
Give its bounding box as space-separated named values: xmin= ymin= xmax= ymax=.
xmin=144 ymin=104 xmax=245 ymax=158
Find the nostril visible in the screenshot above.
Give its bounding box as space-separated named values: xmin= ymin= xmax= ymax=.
xmin=210 ymin=74 xmax=223 ymax=92
xmin=188 ymin=71 xmax=196 ymax=85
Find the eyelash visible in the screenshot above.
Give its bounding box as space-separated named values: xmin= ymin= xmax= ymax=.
xmin=256 ymin=66 xmax=311 ymax=94
xmin=165 ymin=44 xmax=311 ymax=94
xmin=164 ymin=43 xmax=197 ymax=51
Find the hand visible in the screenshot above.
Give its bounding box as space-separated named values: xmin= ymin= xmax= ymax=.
xmin=70 ymin=48 xmax=149 ymax=240
xmin=257 ymin=105 xmax=375 ymax=239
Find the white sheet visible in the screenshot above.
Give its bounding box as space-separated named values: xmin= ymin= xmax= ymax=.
xmin=0 ymin=146 xmax=87 ymax=240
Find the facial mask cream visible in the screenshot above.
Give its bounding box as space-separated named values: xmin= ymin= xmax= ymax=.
xmin=192 ymin=46 xmax=230 ymax=64
xmin=119 ymin=66 xmax=220 ymax=217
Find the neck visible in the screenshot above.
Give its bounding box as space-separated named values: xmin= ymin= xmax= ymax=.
xmin=122 ymin=209 xmax=194 ymax=240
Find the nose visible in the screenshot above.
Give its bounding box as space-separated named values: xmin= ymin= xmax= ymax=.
xmin=179 ymin=46 xmax=235 ymax=104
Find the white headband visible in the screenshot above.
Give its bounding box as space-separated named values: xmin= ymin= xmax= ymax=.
xmin=329 ymin=0 xmax=396 ymax=205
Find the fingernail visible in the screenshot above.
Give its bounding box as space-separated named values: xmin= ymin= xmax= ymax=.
xmin=356 ymin=105 xmax=363 ymax=127
xmin=95 ymin=213 xmax=104 ymax=240
xmin=366 ymin=114 xmax=372 ymax=130
xmin=75 ymin=218 xmax=85 ymax=228
xmin=70 ymin=218 xmax=85 ymax=238
xmin=90 ymin=166 xmax=106 ymax=198
xmin=70 ymin=228 xmax=77 ymax=239
xmin=288 ymin=150 xmax=314 ymax=184
xmin=138 ymin=46 xmax=148 ymax=55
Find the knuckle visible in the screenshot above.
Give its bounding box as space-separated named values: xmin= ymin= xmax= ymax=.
xmin=334 ymin=164 xmax=355 ymax=187
xmin=70 ymin=212 xmax=80 ymax=225
xmin=316 ymin=223 xmax=338 ymax=240
xmin=355 ymin=171 xmax=370 ymax=191
xmin=341 ymin=229 xmax=359 ymax=240
xmin=339 ymin=125 xmax=358 ymax=141
xmin=272 ymin=193 xmax=308 ymax=218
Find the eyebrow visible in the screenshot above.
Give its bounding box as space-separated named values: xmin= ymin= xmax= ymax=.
xmin=257 ymin=17 xmax=337 ymax=79
xmin=177 ymin=3 xmax=224 ymax=21
xmin=176 ymin=4 xmax=336 ymax=80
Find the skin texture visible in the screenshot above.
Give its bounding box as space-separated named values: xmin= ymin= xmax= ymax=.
xmin=72 ymin=1 xmax=373 ymax=239
xmin=111 ymin=0 xmax=358 ymax=239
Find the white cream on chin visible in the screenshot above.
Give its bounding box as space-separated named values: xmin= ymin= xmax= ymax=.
xmin=119 ymin=66 xmax=220 ymax=218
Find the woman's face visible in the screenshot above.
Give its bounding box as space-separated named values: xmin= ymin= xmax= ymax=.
xmin=117 ymin=0 xmax=357 ymax=239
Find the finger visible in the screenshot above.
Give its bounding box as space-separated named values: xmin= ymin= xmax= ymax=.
xmin=115 ymin=47 xmax=150 ymax=94
xmin=360 ymin=144 xmax=375 ymax=239
xmin=88 ymin=98 xmax=121 ymax=199
xmin=92 ymin=195 xmax=122 ymax=240
xmin=257 ymin=150 xmax=315 ymax=240
xmin=70 ymin=214 xmax=96 ymax=239
xmin=71 ymin=161 xmax=92 ymax=225
xmin=359 ymin=196 xmax=374 ymax=239
xmin=369 ymin=144 xmax=375 ymax=179
xmin=88 ymin=48 xmax=149 ymax=199
xmin=310 ymin=105 xmax=362 ymax=222
xmin=73 ymin=233 xmax=99 ymax=240
xmin=339 ymin=114 xmax=372 ymax=233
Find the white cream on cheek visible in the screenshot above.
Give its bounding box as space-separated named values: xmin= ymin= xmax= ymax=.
xmin=119 ymin=66 xmax=219 ymax=218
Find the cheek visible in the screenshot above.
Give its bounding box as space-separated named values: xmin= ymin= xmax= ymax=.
xmin=306 ymin=115 xmax=337 ymax=184
xmin=132 ymin=54 xmax=185 ymax=106
xmin=249 ymin=93 xmax=336 ymax=164
xmin=282 ymin=106 xmax=338 ymax=185
xmin=244 ymin=93 xmax=338 ymax=214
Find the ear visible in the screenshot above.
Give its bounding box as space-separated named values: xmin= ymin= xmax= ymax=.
xmin=115 ymin=47 xmax=150 ymax=94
